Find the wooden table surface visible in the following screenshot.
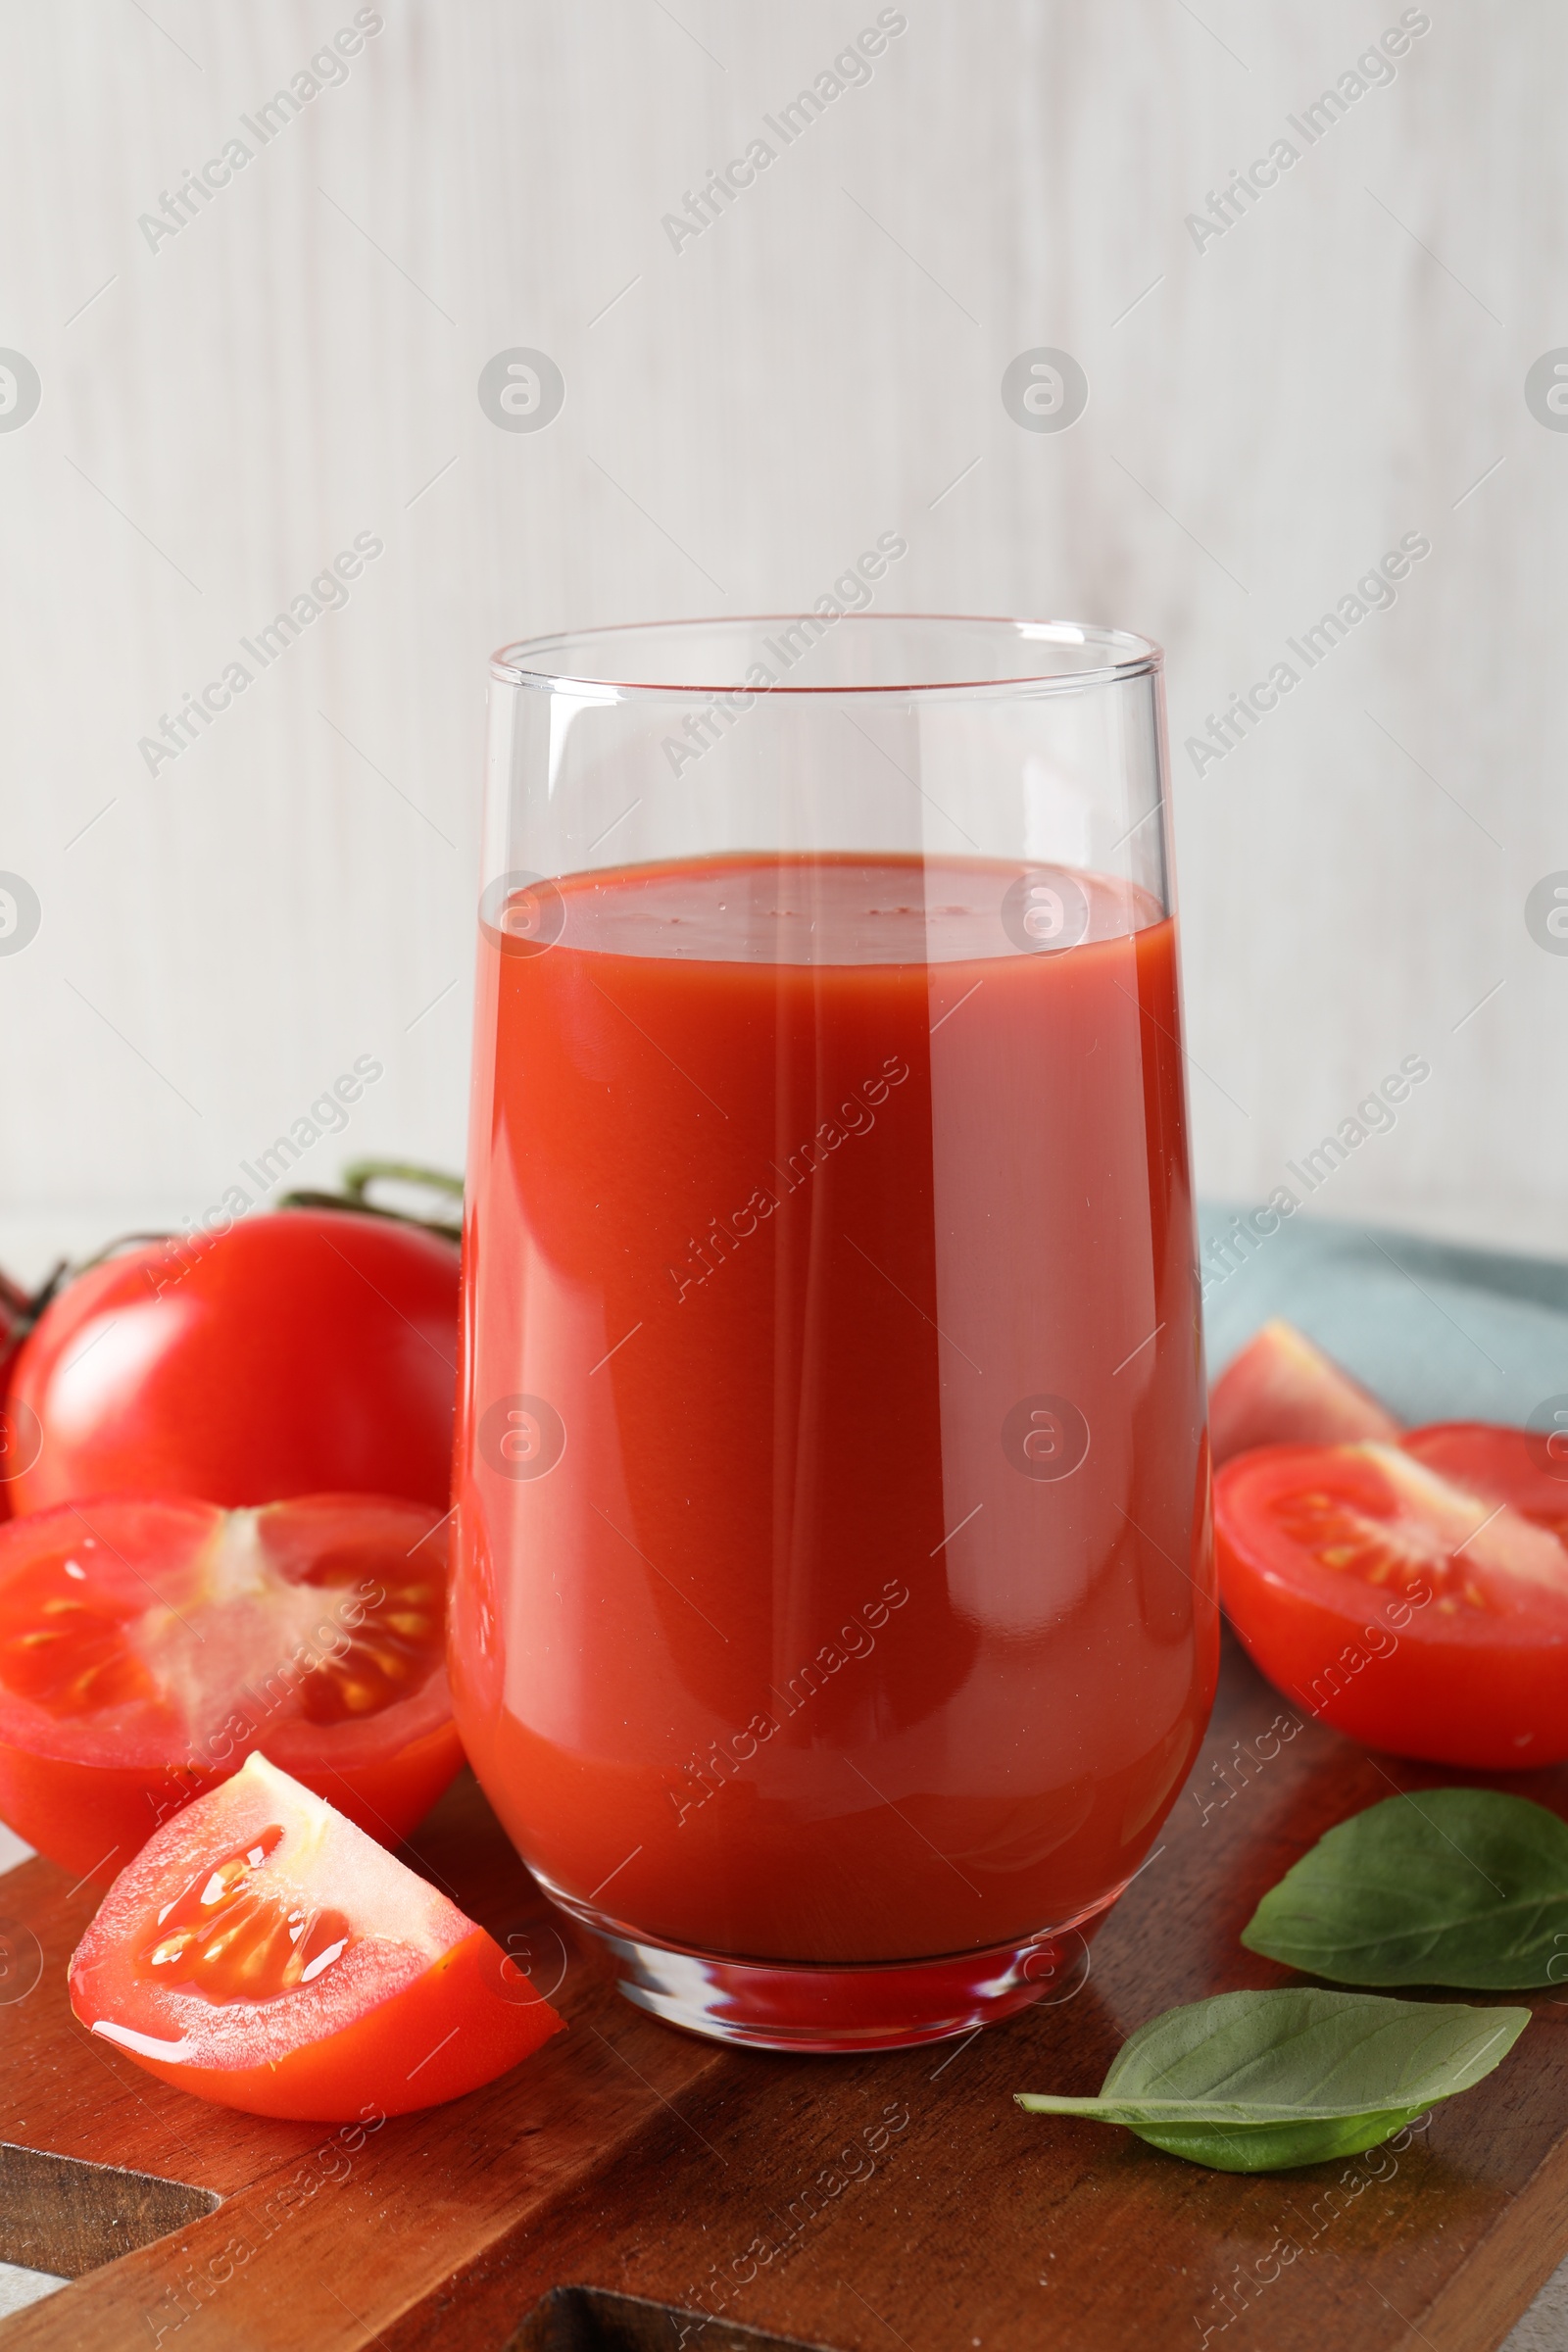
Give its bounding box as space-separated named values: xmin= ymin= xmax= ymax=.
xmin=3 ymin=1629 xmax=1566 ymax=2352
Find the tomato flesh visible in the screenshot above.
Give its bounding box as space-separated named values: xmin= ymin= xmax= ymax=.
xmin=70 ymin=1754 xmax=564 ymax=2119
xmin=1216 ymin=1438 xmax=1568 ymax=1768
xmin=0 ymin=1494 xmax=463 ymax=1877
xmin=1209 ymin=1320 xmax=1401 ymax=1465
xmin=135 ymin=1825 xmax=356 ymax=2002
xmin=7 ymin=1210 xmax=460 ymax=1515
xmin=1400 ymin=1422 xmax=1568 ymax=1548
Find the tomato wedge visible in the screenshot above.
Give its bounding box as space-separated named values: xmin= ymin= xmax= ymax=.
xmin=69 ymin=1753 xmax=564 ymax=2119
xmin=1215 ymin=1438 xmax=1568 ymax=1768
xmin=0 ymin=1494 xmax=463 ymax=1879
xmin=1209 ymin=1320 xmax=1401 ymax=1466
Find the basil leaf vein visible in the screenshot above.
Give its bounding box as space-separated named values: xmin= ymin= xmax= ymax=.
xmin=1015 ymin=1987 xmax=1528 ymax=2173
xmin=1243 ymin=1789 xmax=1568 ymax=1988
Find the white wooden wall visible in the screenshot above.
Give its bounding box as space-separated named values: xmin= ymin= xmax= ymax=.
xmin=1 ymin=0 xmax=1562 ymax=1280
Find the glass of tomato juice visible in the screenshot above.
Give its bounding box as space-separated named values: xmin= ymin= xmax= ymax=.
xmin=451 ymin=615 xmax=1216 ymax=2050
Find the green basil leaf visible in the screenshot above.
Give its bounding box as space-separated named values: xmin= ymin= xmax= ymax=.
xmin=1243 ymin=1788 xmax=1568 ymax=1988
xmin=1015 ymin=1987 xmax=1528 ymax=2173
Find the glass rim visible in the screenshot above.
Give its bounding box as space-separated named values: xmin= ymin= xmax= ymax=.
xmin=489 ymin=612 xmax=1163 ymax=699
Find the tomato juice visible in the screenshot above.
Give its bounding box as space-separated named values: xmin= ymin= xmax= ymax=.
xmin=452 ymin=854 xmax=1215 ymax=1968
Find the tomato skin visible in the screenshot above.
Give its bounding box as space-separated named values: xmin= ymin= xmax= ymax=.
xmin=1216 ymin=1441 xmax=1568 ymax=1770
xmin=0 ymin=1714 xmax=466 ymax=1884
xmin=69 ymin=1756 xmax=564 ymax=2121
xmin=0 ymin=1263 xmax=37 ymax=1523
xmin=1210 ymin=1320 xmax=1400 ymax=1466
xmin=81 ymin=1928 xmax=554 ymax=2122
xmin=1400 ymin=1422 xmax=1568 ymax=1532
xmin=7 ymin=1212 xmax=460 ymax=1515
xmin=290 ymin=1716 xmax=466 ymax=1858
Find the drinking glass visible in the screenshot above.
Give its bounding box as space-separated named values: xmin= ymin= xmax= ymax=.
xmin=451 ymin=614 xmax=1215 ymax=2050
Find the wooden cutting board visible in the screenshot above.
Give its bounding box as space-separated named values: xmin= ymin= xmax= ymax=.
xmin=2 ymin=1629 xmax=1565 ymax=2352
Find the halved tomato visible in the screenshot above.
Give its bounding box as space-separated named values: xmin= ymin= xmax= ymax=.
xmin=1209 ymin=1320 xmax=1401 ymax=1466
xmin=1215 ymin=1439 xmax=1568 ymax=1768
xmin=0 ymin=1494 xmax=463 ymax=1879
xmin=1400 ymin=1422 xmax=1568 ymax=1544
xmin=69 ymin=1753 xmax=564 ymax=2119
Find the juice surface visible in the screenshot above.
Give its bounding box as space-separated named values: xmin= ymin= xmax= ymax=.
xmin=452 ymin=854 xmax=1215 ymax=1965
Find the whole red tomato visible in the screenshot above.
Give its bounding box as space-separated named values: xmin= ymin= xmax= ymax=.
xmin=0 ymin=1267 xmax=34 ymax=1378
xmin=7 ymin=1211 xmax=460 ymax=1515
xmin=0 ymin=1261 xmax=64 ymax=1520
xmin=0 ymin=1274 xmax=32 ymax=1521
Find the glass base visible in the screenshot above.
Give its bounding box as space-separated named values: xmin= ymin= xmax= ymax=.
xmin=537 ymin=1875 xmax=1103 ymax=2051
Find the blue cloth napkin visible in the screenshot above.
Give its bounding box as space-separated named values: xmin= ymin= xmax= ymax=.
xmin=1198 ymin=1205 xmax=1568 ymax=1427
